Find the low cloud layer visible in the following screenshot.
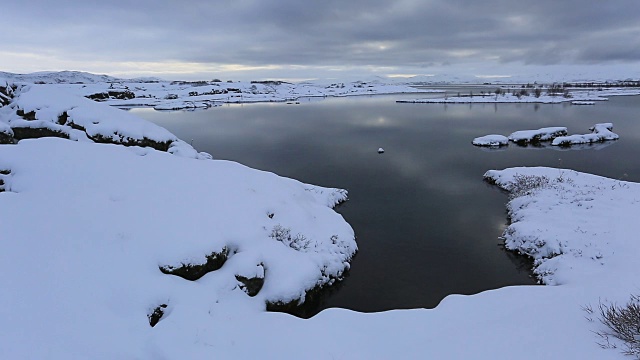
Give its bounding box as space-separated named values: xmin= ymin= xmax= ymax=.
xmin=3 ymin=1 xmax=640 ymax=79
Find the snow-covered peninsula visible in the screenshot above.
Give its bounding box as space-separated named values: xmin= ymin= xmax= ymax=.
xmin=1 ymin=72 xmax=640 ymax=359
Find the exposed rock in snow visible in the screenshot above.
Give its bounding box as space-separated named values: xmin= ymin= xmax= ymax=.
xmin=378 ymin=147 xmax=385 ymax=153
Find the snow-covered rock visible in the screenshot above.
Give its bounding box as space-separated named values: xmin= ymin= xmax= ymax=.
xmin=508 ymin=127 xmax=568 ymax=145
xmin=472 ymin=134 xmax=509 ymax=147
xmin=551 ymin=123 xmax=619 ymax=146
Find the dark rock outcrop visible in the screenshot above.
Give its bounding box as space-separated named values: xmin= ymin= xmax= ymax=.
xmin=159 ymin=247 xmax=230 ymax=281
xmin=86 ymin=90 xmax=135 ymax=101
xmin=11 ymin=126 xmax=69 ymax=140
xmin=235 ymin=264 xmax=265 ymax=297
xmin=148 ymin=304 xmax=168 ymax=327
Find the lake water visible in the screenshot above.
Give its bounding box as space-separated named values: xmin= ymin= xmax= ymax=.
xmin=131 ymin=92 xmax=640 ymax=316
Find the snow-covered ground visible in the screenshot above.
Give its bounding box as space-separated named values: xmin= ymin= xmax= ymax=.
xmin=2 ymin=71 xmax=438 ymax=110
xmin=398 ymin=88 xmax=640 ymax=104
xmin=1 ymin=72 xmax=639 ymax=359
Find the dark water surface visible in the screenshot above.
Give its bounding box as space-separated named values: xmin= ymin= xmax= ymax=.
xmin=131 ymin=93 xmax=640 ymax=315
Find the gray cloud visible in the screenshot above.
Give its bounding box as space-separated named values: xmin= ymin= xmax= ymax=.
xmin=3 ymin=0 xmax=640 ymax=78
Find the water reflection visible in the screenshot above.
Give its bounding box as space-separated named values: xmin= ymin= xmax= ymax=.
xmin=131 ymin=94 xmax=640 ymax=314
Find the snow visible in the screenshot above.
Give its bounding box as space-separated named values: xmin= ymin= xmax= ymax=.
xmin=474 ymin=124 xmax=619 ymax=149
xmin=398 ymin=88 xmax=640 ymax=104
xmin=0 ymin=72 xmax=435 ymax=110
xmin=472 ymin=127 xmax=567 ymax=148
xmin=472 ymin=134 xmax=509 ymax=147
xmin=1 ymin=72 xmax=640 ymax=359
xmin=378 ymin=147 xmax=385 ymax=153
xmin=552 ymin=123 xmax=619 ymax=146
xmin=0 ymin=83 xmax=211 ymax=158
xmin=508 ymin=127 xmax=568 ymax=144
xmin=0 ymin=70 xmax=157 ymax=84
xmin=483 ymin=167 xmax=639 ymax=286
xmin=0 ymin=137 xmax=356 ymax=358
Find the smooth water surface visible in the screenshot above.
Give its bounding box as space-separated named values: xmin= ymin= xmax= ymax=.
xmin=131 ymin=93 xmax=640 ymax=315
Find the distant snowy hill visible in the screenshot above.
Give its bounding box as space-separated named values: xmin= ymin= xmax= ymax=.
xmin=401 ymin=71 xmax=640 ymax=85
xmin=0 ymin=71 xmax=164 ymax=84
xmin=1 ymin=70 xmax=638 ymax=87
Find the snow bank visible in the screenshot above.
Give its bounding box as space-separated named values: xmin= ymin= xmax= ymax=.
xmin=0 ymin=138 xmax=356 ymax=358
xmin=0 ymin=83 xmax=210 ymax=158
xmin=484 ymin=167 xmax=638 ymax=285
xmin=472 ymin=134 xmax=509 ymax=147
xmin=552 ymin=123 xmax=619 ymax=146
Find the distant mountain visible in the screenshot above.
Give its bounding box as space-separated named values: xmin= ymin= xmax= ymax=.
xmin=1 ymin=70 xmax=637 ymax=86
xmin=0 ymin=71 xmax=164 ymax=84
xmin=402 ymin=74 xmax=479 ymax=84
xmin=401 ymin=70 xmax=640 ymax=85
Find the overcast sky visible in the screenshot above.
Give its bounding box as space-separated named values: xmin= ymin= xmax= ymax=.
xmin=2 ymin=1 xmax=640 ymax=81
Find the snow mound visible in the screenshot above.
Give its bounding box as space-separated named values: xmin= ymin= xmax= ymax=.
xmin=472 ymin=134 xmax=509 ymax=147
xmin=0 ymin=83 xmax=210 ymax=159
xmin=551 ymin=123 xmax=619 ymax=146
xmin=508 ymin=127 xmax=568 ymax=145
